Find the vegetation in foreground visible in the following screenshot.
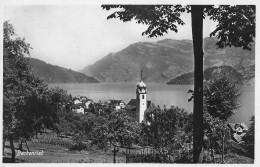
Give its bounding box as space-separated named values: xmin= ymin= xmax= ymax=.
xmin=3 ymin=20 xmax=254 ymax=163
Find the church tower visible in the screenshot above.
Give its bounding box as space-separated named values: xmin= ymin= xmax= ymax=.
xmin=136 ymin=71 xmax=147 ymax=123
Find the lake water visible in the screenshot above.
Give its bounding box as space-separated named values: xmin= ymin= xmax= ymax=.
xmin=49 ymin=82 xmax=254 ymax=126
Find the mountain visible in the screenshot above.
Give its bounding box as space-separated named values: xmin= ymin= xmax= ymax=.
xmin=29 ymin=58 xmax=99 ymax=83
xmin=236 ymin=64 xmax=255 ymax=85
xmin=167 ymin=66 xmax=244 ymax=85
xmin=81 ymin=37 xmax=254 ymax=83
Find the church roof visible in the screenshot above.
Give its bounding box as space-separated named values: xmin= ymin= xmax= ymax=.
xmin=128 ymin=99 xmax=137 ymax=106
xmin=127 ymin=99 xmax=151 ymax=108
xmin=147 ymin=101 xmax=151 ymax=108
xmin=125 ymin=99 xmax=154 ymax=122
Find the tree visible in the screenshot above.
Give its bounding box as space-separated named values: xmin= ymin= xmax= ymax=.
xmin=3 ymin=21 xmax=34 ymax=162
xmin=46 ymin=87 xmax=71 ymax=131
xmin=92 ymin=110 xmax=140 ymax=163
xmin=101 ymin=5 xmax=255 ymax=163
xmin=242 ymin=116 xmax=254 ymax=159
xmin=3 ymin=21 xmax=65 ymax=162
xmin=141 ymin=106 xmax=192 ymax=159
xmin=204 ymin=76 xmax=241 ymax=120
xmin=203 ymin=76 xmax=242 ymax=163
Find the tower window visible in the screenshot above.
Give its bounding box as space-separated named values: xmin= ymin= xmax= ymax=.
xmin=142 ymin=95 xmax=144 ymax=99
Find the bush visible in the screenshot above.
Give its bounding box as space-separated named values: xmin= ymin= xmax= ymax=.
xmin=70 ymin=133 xmax=90 ymax=151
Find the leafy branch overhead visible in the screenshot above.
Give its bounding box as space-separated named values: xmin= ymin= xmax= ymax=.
xmin=102 ymin=5 xmax=187 ymax=37
xmin=102 ymin=5 xmax=255 ymax=49
xmin=206 ymin=5 xmax=255 ymax=50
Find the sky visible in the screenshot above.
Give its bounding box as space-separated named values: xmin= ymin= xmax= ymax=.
xmin=3 ymin=5 xmax=218 ymax=71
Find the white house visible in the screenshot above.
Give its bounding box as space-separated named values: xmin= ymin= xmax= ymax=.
xmin=85 ymin=100 xmax=93 ymax=109
xmin=73 ymin=98 xmax=81 ymax=104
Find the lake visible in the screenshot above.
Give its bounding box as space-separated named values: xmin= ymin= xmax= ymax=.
xmin=49 ymin=82 xmax=254 ymax=126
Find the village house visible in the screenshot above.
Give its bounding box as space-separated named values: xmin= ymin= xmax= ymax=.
xmin=71 ymin=96 xmax=93 ymax=114
xmin=108 ymin=99 xmax=125 ymax=110
xmin=71 ymin=103 xmax=84 ymax=114
xmin=228 ymin=122 xmax=248 ymax=143
xmin=73 ymin=98 xmax=81 ymax=105
xmin=84 ymin=99 xmax=93 ymax=109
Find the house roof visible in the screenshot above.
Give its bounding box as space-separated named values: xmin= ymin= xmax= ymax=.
xmin=228 ymin=123 xmax=248 ymax=132
xmin=232 ymin=133 xmax=243 ymax=143
xmin=71 ymin=104 xmax=80 ymax=109
xmin=109 ymin=99 xmax=124 ymax=105
xmin=228 ymin=122 xmax=248 ymax=143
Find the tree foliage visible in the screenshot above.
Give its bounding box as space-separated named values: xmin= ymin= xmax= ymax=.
xmin=202 ymin=76 xmax=242 ymax=162
xmin=242 ymin=116 xmax=254 ymax=158
xmin=3 ymin=21 xmax=69 ymax=162
xmin=4 ymin=21 xmax=34 ymax=137
xmin=92 ymin=110 xmax=140 ymax=149
xmin=204 ymin=76 xmax=241 ymax=120
xmin=102 ymin=5 xmax=187 ymax=37
xmin=102 ymin=5 xmax=255 ymax=49
xmin=141 ymin=107 xmax=192 ymax=156
xmin=206 ymin=5 xmax=255 ymax=50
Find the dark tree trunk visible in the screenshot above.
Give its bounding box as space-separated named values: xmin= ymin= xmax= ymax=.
xmin=210 ymin=135 xmax=215 ymax=163
xmin=25 ymin=140 xmax=30 ymax=152
xmin=211 ymin=148 xmax=215 ymax=163
xmin=126 ymin=147 xmax=128 ymax=163
xmin=19 ymin=140 xmax=23 ymax=151
xmin=191 ymin=5 xmax=205 ymax=163
xmin=222 ymin=132 xmax=225 ymax=163
xmin=3 ymin=134 xmax=6 ymax=155
xmin=113 ymin=146 xmax=116 ymax=163
xmin=126 ymin=143 xmax=131 ymax=163
xmin=128 ymin=144 xmax=131 ymax=155
xmin=9 ymin=133 xmax=15 ymax=163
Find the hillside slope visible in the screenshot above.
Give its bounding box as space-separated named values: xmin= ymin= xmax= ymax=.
xmin=29 ymin=58 xmax=99 ymax=83
xmin=167 ymin=66 xmax=244 ymax=85
xmin=81 ymin=38 xmax=254 ymax=83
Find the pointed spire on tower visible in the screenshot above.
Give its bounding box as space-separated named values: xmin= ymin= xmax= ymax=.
xmin=141 ymin=70 xmax=143 ymax=81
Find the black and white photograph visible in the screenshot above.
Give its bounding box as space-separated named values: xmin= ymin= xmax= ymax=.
xmin=1 ymin=0 xmax=257 ymax=164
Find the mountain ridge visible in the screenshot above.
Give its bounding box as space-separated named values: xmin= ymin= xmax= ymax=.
xmin=29 ymin=58 xmax=99 ymax=83
xmin=81 ymin=37 xmax=254 ymax=83
xmin=167 ymin=66 xmax=247 ymax=85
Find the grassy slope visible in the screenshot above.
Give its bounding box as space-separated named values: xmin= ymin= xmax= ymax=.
xmin=3 ymin=141 xmax=126 ymax=163
xmin=3 ymin=140 xmax=253 ymax=163
xmin=3 ymin=131 xmax=253 ymax=163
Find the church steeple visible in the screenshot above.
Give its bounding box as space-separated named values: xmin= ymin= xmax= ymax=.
xmin=136 ymin=70 xmax=147 ymax=123
xmin=136 ymin=70 xmax=146 ymax=93
xmin=141 ymin=70 xmax=143 ymax=81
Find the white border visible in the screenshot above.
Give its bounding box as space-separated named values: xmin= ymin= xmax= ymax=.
xmin=1 ymin=0 xmax=259 ymax=167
